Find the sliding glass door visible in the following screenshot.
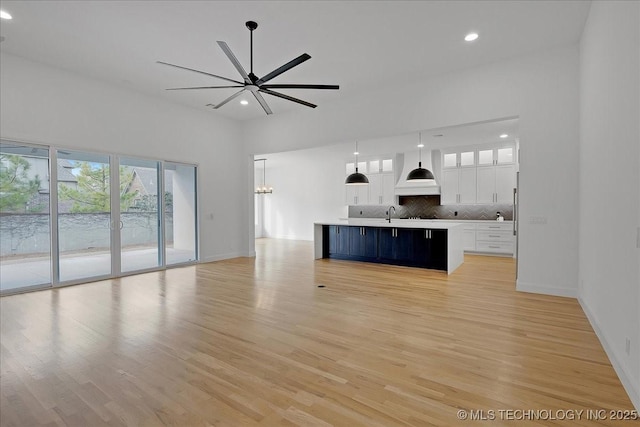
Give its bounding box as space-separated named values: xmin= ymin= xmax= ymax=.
xmin=56 ymin=150 xmax=112 ymax=283
xmin=164 ymin=162 xmax=197 ymax=265
xmin=1 ymin=140 xmax=198 ymax=294
xmin=0 ymin=142 xmax=51 ymax=292
xmin=119 ymin=157 xmax=162 ymax=272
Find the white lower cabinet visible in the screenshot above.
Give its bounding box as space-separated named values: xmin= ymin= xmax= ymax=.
xmin=474 ymin=223 xmax=514 ymax=255
xmin=462 ymin=223 xmax=476 ymax=251
xmin=460 ymin=222 xmax=514 ymax=256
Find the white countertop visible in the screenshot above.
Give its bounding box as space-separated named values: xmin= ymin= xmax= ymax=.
xmin=315 ymin=219 xmax=463 ymax=230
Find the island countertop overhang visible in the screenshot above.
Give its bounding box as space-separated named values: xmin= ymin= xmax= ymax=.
xmin=314 ymin=219 xmax=464 ymax=230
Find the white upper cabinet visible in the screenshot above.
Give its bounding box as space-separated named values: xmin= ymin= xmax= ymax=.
xmin=477 ymin=146 xmax=515 ymax=166
xmin=346 ymin=161 xmax=368 ymax=175
xmin=368 ymin=173 xmax=395 ymax=205
xmin=477 ymin=164 xmax=516 ymax=204
xmin=345 ymin=184 xmax=369 ymax=205
xmin=441 ymin=143 xmax=516 ymax=205
xmin=344 ymin=156 xmax=393 ymax=205
xmin=441 ymin=167 xmax=476 ymax=205
xmin=443 ymin=149 xmax=475 ymax=169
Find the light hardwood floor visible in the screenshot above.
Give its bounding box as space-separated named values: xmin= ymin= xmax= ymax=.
xmin=1 ymin=239 xmax=635 ymax=426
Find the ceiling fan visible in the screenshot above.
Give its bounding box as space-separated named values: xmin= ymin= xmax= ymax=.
xmin=157 ymin=21 xmax=339 ymax=115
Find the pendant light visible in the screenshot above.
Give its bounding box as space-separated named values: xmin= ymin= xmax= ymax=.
xmin=254 ymin=158 xmax=273 ymax=194
xmin=345 ymin=141 xmax=369 ymax=185
xmin=407 ymin=132 xmax=435 ymax=181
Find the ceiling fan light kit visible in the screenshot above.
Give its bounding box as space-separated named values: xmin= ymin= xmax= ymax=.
xmin=158 ymin=20 xmax=339 ymax=115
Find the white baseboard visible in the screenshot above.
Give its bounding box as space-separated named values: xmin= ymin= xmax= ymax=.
xmin=266 ymin=234 xmax=313 ymax=241
xmin=579 ymin=297 xmax=640 ymax=412
xmin=516 ymin=280 xmax=578 ymax=298
xmin=199 ymin=251 xmax=253 ymax=263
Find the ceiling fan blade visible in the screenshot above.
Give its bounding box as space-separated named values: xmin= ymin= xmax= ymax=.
xmin=259 ymin=88 xmax=317 ymax=108
xmin=217 ymin=41 xmax=252 ymax=84
xmin=157 ymin=61 xmax=243 ymax=85
xmin=166 ymin=85 xmax=244 ymax=90
xmin=252 ymin=91 xmax=273 ymax=115
xmin=256 ymin=53 xmax=311 ymax=85
xmin=208 ymin=89 xmax=246 ymax=109
xmin=261 ymin=84 xmax=339 ymax=90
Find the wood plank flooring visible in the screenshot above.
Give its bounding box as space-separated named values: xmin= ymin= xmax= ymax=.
xmin=1 ymin=238 xmax=635 ymax=426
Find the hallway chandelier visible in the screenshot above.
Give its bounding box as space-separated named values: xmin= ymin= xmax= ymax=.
xmin=255 ymin=158 xmax=273 ymax=194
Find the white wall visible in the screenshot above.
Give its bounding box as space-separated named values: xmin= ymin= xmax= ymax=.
xmin=258 ymin=146 xmax=347 ymax=241
xmin=0 ymin=52 xmax=249 ymax=262
xmin=578 ymin=0 xmax=640 ymax=411
xmin=244 ymin=45 xmax=581 ymax=298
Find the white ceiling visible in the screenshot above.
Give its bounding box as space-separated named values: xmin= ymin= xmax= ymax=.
xmin=0 ymin=1 xmax=590 ymax=121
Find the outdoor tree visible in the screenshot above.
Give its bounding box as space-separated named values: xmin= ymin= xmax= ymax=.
xmin=59 ymin=162 xmax=137 ymax=212
xmin=0 ymin=154 xmax=41 ymax=213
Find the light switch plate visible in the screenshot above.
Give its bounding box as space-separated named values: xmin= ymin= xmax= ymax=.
xmin=529 ymin=216 xmax=548 ymax=225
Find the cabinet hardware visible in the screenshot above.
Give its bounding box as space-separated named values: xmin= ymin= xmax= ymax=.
xmin=379 ymin=196 xmax=382 ymax=204
xmin=513 ymin=188 xmax=517 ymax=236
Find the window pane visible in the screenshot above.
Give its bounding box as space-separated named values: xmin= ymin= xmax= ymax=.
xmin=165 ymin=163 xmax=197 ymax=265
xmin=478 ymin=149 xmax=494 ymax=165
xmin=460 ymin=151 xmax=475 ymax=166
xmin=346 ymin=162 xmax=355 ymax=175
xmin=369 ymin=160 xmax=380 ymax=173
xmin=382 ymin=159 xmax=393 ymax=172
xmin=120 ymin=157 xmax=161 ymax=272
xmin=57 ymin=150 xmax=111 ymax=282
xmin=497 ymin=147 xmax=514 ymax=164
xmin=443 ymin=153 xmax=457 ymax=168
xmin=0 ymin=142 xmax=51 ymax=292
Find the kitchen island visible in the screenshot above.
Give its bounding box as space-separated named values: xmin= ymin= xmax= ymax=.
xmin=314 ymin=219 xmax=464 ymax=274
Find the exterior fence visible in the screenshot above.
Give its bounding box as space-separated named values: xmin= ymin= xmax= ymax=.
xmin=0 ymin=212 xmax=174 ymax=257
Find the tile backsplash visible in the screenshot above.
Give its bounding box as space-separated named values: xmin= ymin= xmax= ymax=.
xmin=348 ymin=195 xmax=513 ymax=220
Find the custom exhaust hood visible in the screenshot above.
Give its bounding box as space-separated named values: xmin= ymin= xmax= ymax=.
xmin=394 ymin=150 xmax=441 ymax=196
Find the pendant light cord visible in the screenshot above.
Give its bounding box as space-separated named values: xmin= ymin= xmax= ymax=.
xmin=418 ymin=132 xmax=422 ymax=168
xmin=355 ymin=141 xmax=359 ymax=172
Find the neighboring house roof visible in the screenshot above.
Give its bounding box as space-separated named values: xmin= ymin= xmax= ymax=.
xmin=126 ymin=168 xmax=172 ymax=196
xmin=57 ymin=164 xmax=77 ymax=182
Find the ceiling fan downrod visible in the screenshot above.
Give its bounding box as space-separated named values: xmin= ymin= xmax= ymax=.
xmin=246 ymin=20 xmax=258 ymax=83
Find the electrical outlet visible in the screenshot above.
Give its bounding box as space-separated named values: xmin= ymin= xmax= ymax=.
xmin=625 ymin=338 xmax=631 ymax=355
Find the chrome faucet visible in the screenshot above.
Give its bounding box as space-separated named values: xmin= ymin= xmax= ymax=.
xmin=387 ymin=206 xmax=396 ymax=223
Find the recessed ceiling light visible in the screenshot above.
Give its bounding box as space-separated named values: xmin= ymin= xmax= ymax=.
xmin=353 ymin=151 xmax=359 ymax=155
xmin=500 ymin=133 xmax=509 ymax=138
xmin=464 ymin=33 xmax=478 ymax=42
xmin=417 ymin=144 xmax=424 ymax=148
xmin=240 ymin=99 xmax=249 ymax=105
xmin=0 ymin=10 xmax=12 ymax=20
